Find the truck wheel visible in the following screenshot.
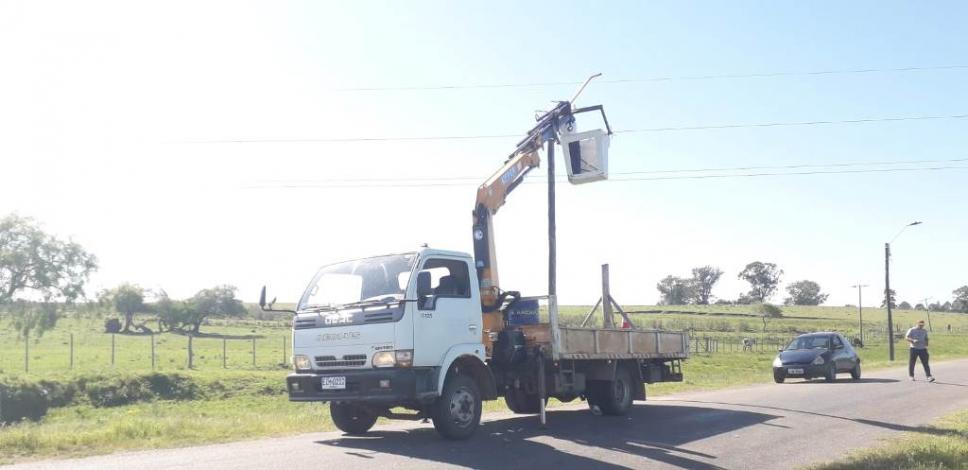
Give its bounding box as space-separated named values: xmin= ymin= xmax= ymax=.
xmin=504 ymin=388 xmax=545 ymax=414
xmin=330 ymin=403 xmax=378 ymax=435
xmin=598 ymin=366 xmax=634 ymax=416
xmin=432 ymin=374 xmax=482 ymax=440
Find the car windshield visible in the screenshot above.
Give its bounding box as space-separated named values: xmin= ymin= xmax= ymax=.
xmin=298 ymin=253 xmax=417 ymax=310
xmin=785 ymin=335 xmax=832 ymax=350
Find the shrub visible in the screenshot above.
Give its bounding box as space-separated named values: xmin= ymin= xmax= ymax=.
xmin=0 ymin=381 xmax=49 ymax=424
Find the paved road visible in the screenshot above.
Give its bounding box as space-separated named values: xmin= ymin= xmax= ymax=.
xmin=10 ymin=359 xmax=968 ymax=470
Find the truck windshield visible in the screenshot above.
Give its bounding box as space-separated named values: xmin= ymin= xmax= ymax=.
xmin=298 ymin=253 xmax=418 ymax=310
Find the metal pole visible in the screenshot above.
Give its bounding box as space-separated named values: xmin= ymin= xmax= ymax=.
xmin=885 ymin=243 xmax=894 ymax=361
xmin=602 ymin=264 xmax=614 ymax=328
xmin=546 ymin=140 xmax=562 ymax=359
xmin=537 ymin=351 xmax=547 ymax=428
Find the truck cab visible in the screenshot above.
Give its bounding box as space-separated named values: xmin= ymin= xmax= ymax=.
xmin=285 ymin=248 xmax=496 ymax=439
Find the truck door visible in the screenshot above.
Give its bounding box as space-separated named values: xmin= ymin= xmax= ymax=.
xmin=411 ymin=257 xmax=479 ymax=368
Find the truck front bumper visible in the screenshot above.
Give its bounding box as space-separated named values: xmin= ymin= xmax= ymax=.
xmin=287 ymin=367 xmax=439 ymax=404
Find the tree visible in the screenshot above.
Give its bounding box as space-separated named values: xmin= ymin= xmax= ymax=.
xmin=98 ymin=284 xmax=149 ymax=333
xmin=7 ymin=301 xmax=60 ymax=340
xmin=184 ymin=285 xmax=246 ymax=333
xmin=756 ymin=303 xmax=783 ymax=331
xmin=915 ymin=303 xmax=926 ymax=311
xmin=151 ymin=290 xmax=189 ymax=332
xmin=898 ymin=301 xmax=913 ymax=310
xmin=656 ymin=276 xmax=695 ymax=305
xmin=691 ymin=266 xmax=723 ymax=305
xmin=737 ymin=262 xmax=783 ymax=302
xmin=0 ymin=214 xmax=98 ymax=303
xmin=953 ymin=286 xmax=968 ymax=313
xmin=880 ymin=289 xmax=896 ymax=309
xmin=784 ymin=280 xmax=829 ymax=306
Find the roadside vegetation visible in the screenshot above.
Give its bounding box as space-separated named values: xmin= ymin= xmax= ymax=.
xmin=810 ymin=409 xmax=968 ymax=470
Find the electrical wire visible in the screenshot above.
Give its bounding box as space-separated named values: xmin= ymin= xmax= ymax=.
xmin=191 ymin=113 xmax=968 ymax=145
xmin=244 ymin=164 xmax=968 ymax=190
xmin=335 ymin=64 xmax=968 ymax=92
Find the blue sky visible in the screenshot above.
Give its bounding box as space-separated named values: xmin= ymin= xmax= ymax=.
xmin=1 ymin=1 xmax=966 ymax=307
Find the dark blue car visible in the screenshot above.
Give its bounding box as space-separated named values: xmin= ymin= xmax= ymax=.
xmin=772 ymin=332 xmax=861 ymax=383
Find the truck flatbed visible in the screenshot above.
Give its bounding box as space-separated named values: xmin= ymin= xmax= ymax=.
xmin=518 ymin=324 xmax=690 ymax=360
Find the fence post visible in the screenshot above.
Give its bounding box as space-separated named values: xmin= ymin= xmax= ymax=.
xmin=282 ymin=336 xmax=287 ymax=366
xmin=151 ymin=334 xmax=156 ymax=370
xmin=187 ymin=335 xmax=194 ymax=369
xmin=69 ymin=333 xmax=74 ymax=370
xmin=223 ymin=338 xmax=227 ymax=369
xmin=111 ymin=333 xmax=116 ymax=366
xmin=252 ymin=338 xmax=257 ymax=367
xmin=24 ymin=336 xmax=29 ymax=373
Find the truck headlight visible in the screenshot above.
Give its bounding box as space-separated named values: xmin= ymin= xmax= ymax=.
xmin=294 ymin=355 xmax=312 ymax=371
xmin=772 ymin=357 xmax=783 ymax=367
xmin=372 ymin=351 xmax=396 ymax=368
xmin=812 ymin=356 xmax=825 ymax=365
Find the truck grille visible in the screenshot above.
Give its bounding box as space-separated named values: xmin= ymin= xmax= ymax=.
xmin=315 ymin=354 xmax=367 ymax=368
xmin=294 ymin=318 xmax=318 ymax=330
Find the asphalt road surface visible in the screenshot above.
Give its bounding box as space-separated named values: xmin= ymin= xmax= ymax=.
xmin=10 ymin=359 xmax=968 ymax=470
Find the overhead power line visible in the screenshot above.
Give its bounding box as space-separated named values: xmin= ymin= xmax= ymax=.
xmin=251 ymin=157 xmax=968 ymax=184
xmin=245 ymin=162 xmax=968 ymax=190
xmin=335 ymin=64 xmax=968 ymax=92
xmin=193 ymin=113 xmax=968 ymax=145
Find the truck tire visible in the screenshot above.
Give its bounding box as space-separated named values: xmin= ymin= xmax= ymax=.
xmin=504 ymin=388 xmax=545 ymax=414
xmin=330 ymin=403 xmax=378 ymax=435
xmin=432 ymin=374 xmax=482 ymax=440
xmin=596 ymin=366 xmax=634 ymax=416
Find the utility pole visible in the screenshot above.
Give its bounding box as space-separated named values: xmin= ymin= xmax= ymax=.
xmin=923 ymin=297 xmax=933 ymax=332
xmin=885 ymin=243 xmax=895 ymax=361
xmin=851 ymin=284 xmax=869 ymax=342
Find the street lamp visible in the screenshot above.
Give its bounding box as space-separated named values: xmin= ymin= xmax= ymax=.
xmin=885 ymin=221 xmax=922 ymax=361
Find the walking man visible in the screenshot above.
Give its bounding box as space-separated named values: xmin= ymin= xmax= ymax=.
xmin=905 ymin=320 xmax=934 ymax=382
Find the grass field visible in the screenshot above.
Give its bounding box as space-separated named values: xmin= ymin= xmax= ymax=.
xmin=811 ymin=408 xmax=968 ymax=470
xmin=1 ymin=305 xmax=967 ymax=464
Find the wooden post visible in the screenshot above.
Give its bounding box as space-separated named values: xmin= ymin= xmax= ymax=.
xmin=601 ymin=264 xmax=614 ymax=328
xmin=151 ymin=334 xmax=156 ymax=370
xmin=282 ymin=336 xmax=287 ymax=366
xmin=223 ymin=338 xmax=227 ymax=369
xmin=252 ymin=338 xmax=256 ymax=367
xmin=187 ymin=335 xmax=194 ymax=369
xmin=111 ymin=333 xmax=116 ymax=366
xmin=24 ymin=336 xmax=29 ymax=373
xmin=69 ymin=333 xmax=74 ymax=370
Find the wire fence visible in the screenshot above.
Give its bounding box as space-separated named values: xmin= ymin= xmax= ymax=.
xmin=0 ymin=331 xmax=292 ymax=375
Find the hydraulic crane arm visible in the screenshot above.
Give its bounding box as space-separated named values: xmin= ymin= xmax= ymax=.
xmin=472 ymin=146 xmax=541 ymax=312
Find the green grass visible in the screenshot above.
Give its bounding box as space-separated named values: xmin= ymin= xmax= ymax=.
xmin=809 ymin=409 xmax=968 ymax=470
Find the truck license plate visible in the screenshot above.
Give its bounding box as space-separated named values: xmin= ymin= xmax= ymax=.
xmin=321 ymin=376 xmax=346 ymax=390
xmin=787 ymin=368 xmax=804 ymax=375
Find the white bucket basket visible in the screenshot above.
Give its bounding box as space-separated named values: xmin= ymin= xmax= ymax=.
xmin=561 ymin=129 xmax=609 ymax=184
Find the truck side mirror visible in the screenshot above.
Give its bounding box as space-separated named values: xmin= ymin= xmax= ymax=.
xmin=417 ymin=271 xmax=432 ymax=297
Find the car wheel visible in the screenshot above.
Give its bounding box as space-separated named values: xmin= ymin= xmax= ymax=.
xmin=773 ymin=371 xmax=785 ymax=384
xmin=850 ymin=362 xmax=861 ymax=380
xmin=432 ymin=374 xmax=482 ymax=440
xmin=331 ymin=402 xmax=378 ymax=435
xmin=824 ymin=363 xmax=837 ymax=382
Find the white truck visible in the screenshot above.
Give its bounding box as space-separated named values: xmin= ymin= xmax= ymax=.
xmin=261 ymin=84 xmax=688 ymax=439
